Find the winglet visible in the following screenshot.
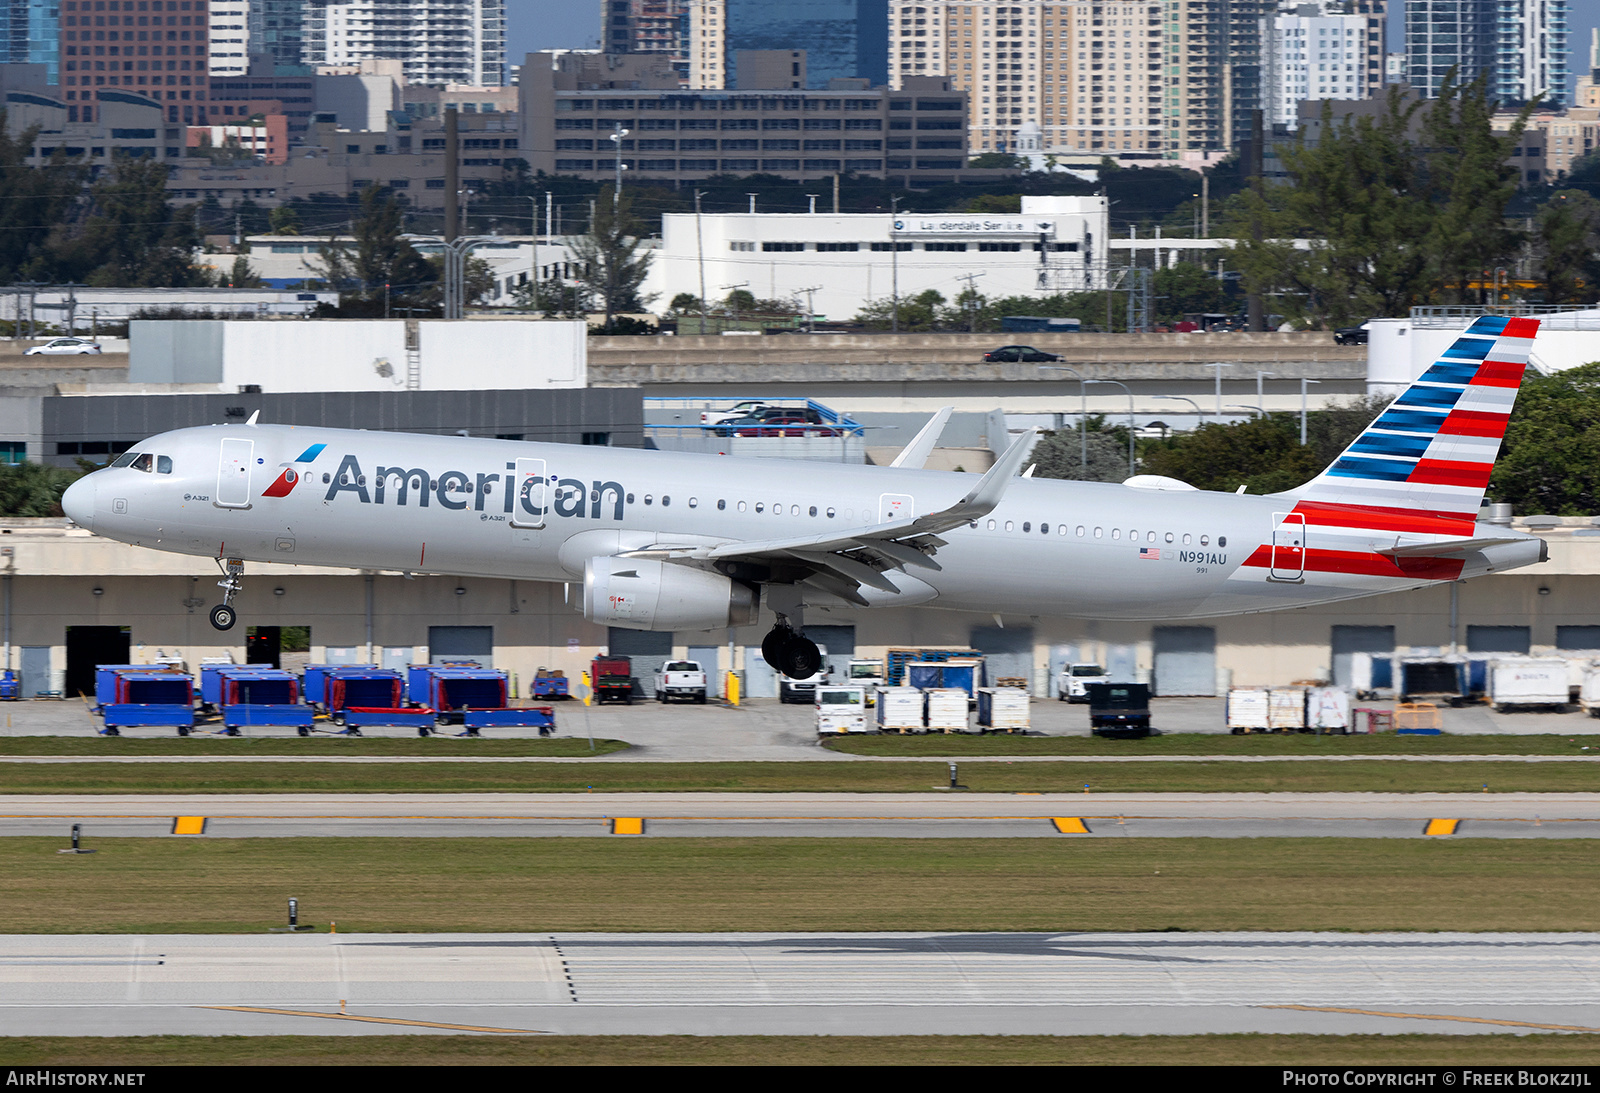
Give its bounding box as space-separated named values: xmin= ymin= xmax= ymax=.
xmin=889 ymin=407 xmax=954 ymax=469
xmin=927 ymin=426 xmax=1037 ymax=526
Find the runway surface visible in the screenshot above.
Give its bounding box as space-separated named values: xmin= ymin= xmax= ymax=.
xmin=4 ymin=753 xmax=1600 ymax=763
xmin=3 ymin=932 xmax=1599 ymax=1037
xmin=5 ymin=792 xmax=1600 ymax=838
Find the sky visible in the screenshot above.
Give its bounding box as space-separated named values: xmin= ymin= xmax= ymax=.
xmin=508 ymin=1 xmax=1599 ymax=101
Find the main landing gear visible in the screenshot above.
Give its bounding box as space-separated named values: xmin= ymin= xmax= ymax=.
xmin=761 ymin=616 xmax=821 ymax=679
xmin=210 ymin=557 xmax=244 ymax=631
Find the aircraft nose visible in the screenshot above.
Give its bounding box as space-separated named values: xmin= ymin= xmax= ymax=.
xmin=61 ymin=475 xmax=95 ymax=530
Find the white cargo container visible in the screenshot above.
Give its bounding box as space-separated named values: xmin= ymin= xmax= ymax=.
xmin=976 ymin=687 xmax=1030 ymax=731
xmin=1579 ymin=665 xmax=1600 ymax=717
xmin=1306 ymin=687 xmax=1351 ymax=731
xmin=1268 ymin=688 xmax=1307 ymax=731
xmin=1226 ymin=687 xmax=1270 ymax=730
xmin=1488 ymin=658 xmax=1570 ymax=710
xmin=925 ymin=688 xmax=970 ymax=732
xmin=815 ymin=685 xmax=869 ymax=734
xmin=876 ymin=687 xmax=925 ymax=733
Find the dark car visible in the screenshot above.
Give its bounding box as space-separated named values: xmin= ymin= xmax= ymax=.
xmin=716 ymin=406 xmax=833 ymax=436
xmin=983 ymin=345 xmax=1063 ymax=363
xmin=735 ymin=414 xmax=841 ymax=438
xmin=1334 ymin=324 xmax=1370 ymax=345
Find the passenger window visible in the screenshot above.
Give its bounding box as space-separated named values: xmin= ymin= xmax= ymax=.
xmin=644 ymin=494 xmax=654 ymax=505
xmin=809 ymin=506 xmax=817 ymax=517
xmin=1093 ymin=527 xmax=1102 ymax=538
xmin=156 ymin=455 xmax=172 ymax=474
xmin=790 ymin=505 xmax=799 ymax=516
xmin=1182 ymin=533 xmax=1191 ymax=545
xmin=1148 ymin=531 xmax=1156 ymax=543
xmin=130 ymin=453 xmax=153 ymax=472
xmin=827 ymin=508 xmax=836 ymax=518
xmin=688 ymin=497 xmax=698 ymax=508
xmin=1040 ymin=524 xmax=1049 ymax=534
xmin=1165 ymin=532 xmax=1174 ymax=543
xmin=1111 ymin=528 xmax=1121 ymax=540
xmin=755 ymin=503 xmax=764 ymax=513
xmin=1219 ymin=536 xmax=1227 ymax=547
xmin=717 ymin=499 xmax=726 ymax=510
xmin=1076 ymin=526 xmax=1084 ymax=536
xmin=738 ymin=501 xmax=747 ymax=512
xmin=627 ymin=493 xmax=635 ymax=503
xmin=662 ymin=496 xmax=671 ymax=507
xmin=987 ymin=519 xmax=996 ymax=530
xmin=1200 ymin=535 xmax=1209 ymax=546
xmin=1022 ymin=522 xmax=1031 ymax=532
xmin=1004 ymin=520 xmax=1014 ymax=532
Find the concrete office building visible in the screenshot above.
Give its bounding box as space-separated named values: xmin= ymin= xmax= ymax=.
xmin=61 ymin=0 xmax=215 ymax=125
xmin=603 ymin=0 xmax=692 ymax=85
xmin=641 ymin=194 xmax=1108 ymax=322
xmin=524 ymin=49 xmax=969 ymax=187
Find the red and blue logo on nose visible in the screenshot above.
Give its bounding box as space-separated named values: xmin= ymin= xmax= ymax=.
xmin=261 ymin=443 xmax=326 ymax=498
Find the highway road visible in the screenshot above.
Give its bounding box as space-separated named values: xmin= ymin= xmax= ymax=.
xmin=2 ymin=932 xmax=1598 ymax=1037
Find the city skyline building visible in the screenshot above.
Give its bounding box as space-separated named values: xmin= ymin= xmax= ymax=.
xmin=210 ymin=0 xmax=249 ymax=75
xmin=303 ymin=0 xmax=506 ymax=86
xmin=602 ymin=0 xmax=691 ymax=83
xmin=1264 ymin=1 xmax=1386 ymax=129
xmin=689 ymin=0 xmax=889 ymax=90
xmin=60 ymin=0 xmax=213 ymax=124
xmin=1 ymin=0 xmax=61 ymax=83
xmin=1406 ymin=0 xmax=1567 ymax=108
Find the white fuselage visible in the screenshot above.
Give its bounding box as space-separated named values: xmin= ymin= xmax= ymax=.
xmin=61 ymin=424 xmax=1545 ymax=623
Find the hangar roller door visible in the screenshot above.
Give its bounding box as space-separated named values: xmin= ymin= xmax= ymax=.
xmin=429 ymin=625 xmax=493 ymax=666
xmin=608 ymin=628 xmax=672 ymax=697
xmin=66 ymin=625 xmax=130 ymax=699
xmin=1557 ymin=626 xmax=1600 ymax=651
xmin=1331 ymin=625 xmax=1396 ymax=689
xmin=970 ymin=625 xmax=1035 ymax=689
xmin=1152 ymin=626 xmax=1216 ymax=696
xmin=1467 ymin=625 xmax=1530 ymax=655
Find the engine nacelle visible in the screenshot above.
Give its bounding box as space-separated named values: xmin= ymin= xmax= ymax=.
xmin=584 ymin=556 xmax=758 ymax=632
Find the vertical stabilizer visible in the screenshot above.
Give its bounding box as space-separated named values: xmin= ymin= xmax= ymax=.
xmin=1288 ymin=315 xmax=1539 ymax=519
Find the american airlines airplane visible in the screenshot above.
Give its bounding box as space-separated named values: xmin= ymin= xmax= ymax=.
xmin=60 ymin=316 xmax=1545 ymax=679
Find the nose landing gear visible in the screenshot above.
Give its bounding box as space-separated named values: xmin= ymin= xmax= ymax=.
xmin=760 ymin=615 xmax=821 ymax=679
xmin=210 ymin=557 xmax=244 ymax=631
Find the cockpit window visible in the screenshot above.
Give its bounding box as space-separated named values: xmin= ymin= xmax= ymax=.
xmin=156 ymin=455 xmax=172 ymax=474
xmin=129 ymin=453 xmax=153 ymax=472
xmin=110 ymin=452 xmax=139 ymax=468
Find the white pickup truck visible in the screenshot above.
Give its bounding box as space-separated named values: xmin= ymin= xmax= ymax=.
xmin=653 ymin=660 xmax=708 ymax=704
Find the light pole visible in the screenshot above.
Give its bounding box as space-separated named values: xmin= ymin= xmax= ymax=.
xmin=1154 ymin=394 xmax=1203 ymax=430
xmin=1085 ymin=378 xmax=1136 ymax=479
xmin=1300 ymin=378 xmax=1321 ymax=446
xmin=1041 ymin=364 xmax=1089 ymax=476
xmin=1226 ymin=404 xmax=1265 ymax=419
xmin=889 ymin=195 xmax=901 ymax=334
xmin=1256 ymin=370 xmax=1275 ymax=416
xmin=609 ymin=125 xmax=630 ymax=202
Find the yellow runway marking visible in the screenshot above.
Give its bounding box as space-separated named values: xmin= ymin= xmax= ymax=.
xmin=1264 ymin=1004 xmax=1600 ymax=1033
xmin=610 ymin=817 xmax=644 ymax=834
xmin=200 ymin=1005 xmax=545 ymax=1034
xmin=1423 ymin=818 xmax=1460 ymax=835
xmin=1050 ymin=817 xmax=1090 ymax=833
xmin=171 ymin=816 xmax=206 ymax=835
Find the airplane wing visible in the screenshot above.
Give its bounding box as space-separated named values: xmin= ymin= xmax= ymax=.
xmin=889 ymin=407 xmax=953 ymax=469
xmin=621 ymin=427 xmax=1038 ymax=604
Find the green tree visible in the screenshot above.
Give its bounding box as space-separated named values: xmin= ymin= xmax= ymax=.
xmin=1139 ymin=415 xmax=1322 ymax=494
xmin=0 ymin=117 xmax=85 ymax=283
xmin=268 ymin=204 xmax=303 ymax=235
xmin=569 ymin=192 xmax=656 ymax=328
xmin=964 ymin=193 xmax=1022 ymax=213
xmin=853 ymin=288 xmax=946 ymax=331
xmin=46 ymin=158 xmax=208 ymax=287
xmin=1534 ymin=191 xmax=1598 ymax=305
xmin=0 ymin=462 xmax=83 ymax=517
xmin=1489 ymin=362 xmax=1600 ymax=515
xmin=1152 ymin=263 xmax=1232 ymax=324
xmin=311 ymin=184 xmax=435 ymax=313
xmin=226 ymin=256 xmax=264 ymax=288
xmin=1028 ymin=423 xmax=1132 ymax=483
xmin=967 ymin=152 xmax=1027 ymax=170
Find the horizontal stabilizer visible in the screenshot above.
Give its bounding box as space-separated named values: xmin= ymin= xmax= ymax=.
xmin=1379 ymin=535 xmax=1527 ymax=558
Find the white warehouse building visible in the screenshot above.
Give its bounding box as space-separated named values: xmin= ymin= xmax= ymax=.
xmin=642 ymin=195 xmax=1109 ymax=323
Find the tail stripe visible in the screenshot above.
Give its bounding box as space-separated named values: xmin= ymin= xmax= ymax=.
xmin=1287 ymin=315 xmax=1537 ymax=517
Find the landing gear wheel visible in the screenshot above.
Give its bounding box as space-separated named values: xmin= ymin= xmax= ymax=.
xmin=418 ymin=726 xmax=431 ymax=737
xmin=761 ymin=627 xmax=788 ymax=671
xmin=177 ymin=726 xmax=190 ymax=737
xmin=209 ymin=604 xmax=236 ymax=631
xmin=296 ymin=727 xmax=310 ymax=737
xmin=778 ymin=635 xmax=821 ymax=680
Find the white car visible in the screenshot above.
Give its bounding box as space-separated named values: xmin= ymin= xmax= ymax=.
xmin=25 ymin=338 xmax=103 ymax=356
xmin=700 ymin=400 xmax=769 ymax=427
xmin=1058 ymin=662 xmax=1110 ymax=702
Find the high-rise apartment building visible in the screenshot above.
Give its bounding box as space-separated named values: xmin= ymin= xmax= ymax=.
xmin=61 ymin=0 xmax=212 ymax=123
xmin=885 ymin=2 xmax=1164 ymax=158
xmin=688 ymin=0 xmax=889 ymax=90
xmin=1162 ymin=0 xmax=1274 ymax=161
xmin=1 ymin=0 xmax=61 ymax=83
xmin=251 ymin=0 xmax=308 ymax=71
xmin=602 ymin=0 xmax=691 ymax=84
xmin=1265 ymin=1 xmax=1385 ymax=129
xmin=1406 ymin=0 xmax=1567 ymax=108
xmin=209 ymin=0 xmax=249 ymax=75
xmin=303 ymin=0 xmax=506 ymax=86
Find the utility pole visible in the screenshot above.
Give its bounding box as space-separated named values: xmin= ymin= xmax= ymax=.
xmin=832 ymin=172 xmax=840 ymax=213
xmin=1247 ymin=107 xmax=1266 ymax=332
xmin=956 ymin=270 xmax=985 ymax=332
xmin=530 ymin=195 xmax=539 ymax=313
xmin=798 ymin=285 xmax=822 ymax=333
xmin=1257 ymin=370 xmax=1275 ymax=417
xmin=694 ymin=189 xmax=708 ymax=334
xmin=1300 ymin=378 xmax=1321 ymax=446
xmin=443 ymin=107 xmax=459 ymax=241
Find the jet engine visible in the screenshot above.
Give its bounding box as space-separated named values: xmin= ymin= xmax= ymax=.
xmin=584 ymin=556 xmax=759 ymax=632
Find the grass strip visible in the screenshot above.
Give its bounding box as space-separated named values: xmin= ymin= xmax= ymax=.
xmin=0 ymin=737 xmax=633 ymax=757
xmin=827 ymin=732 xmax=1600 ymax=757
xmin=1 ymin=759 xmax=1598 ymax=793
xmin=3 ymin=1034 xmax=1600 ymax=1066
xmin=4 ymin=837 xmax=1598 ymax=933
